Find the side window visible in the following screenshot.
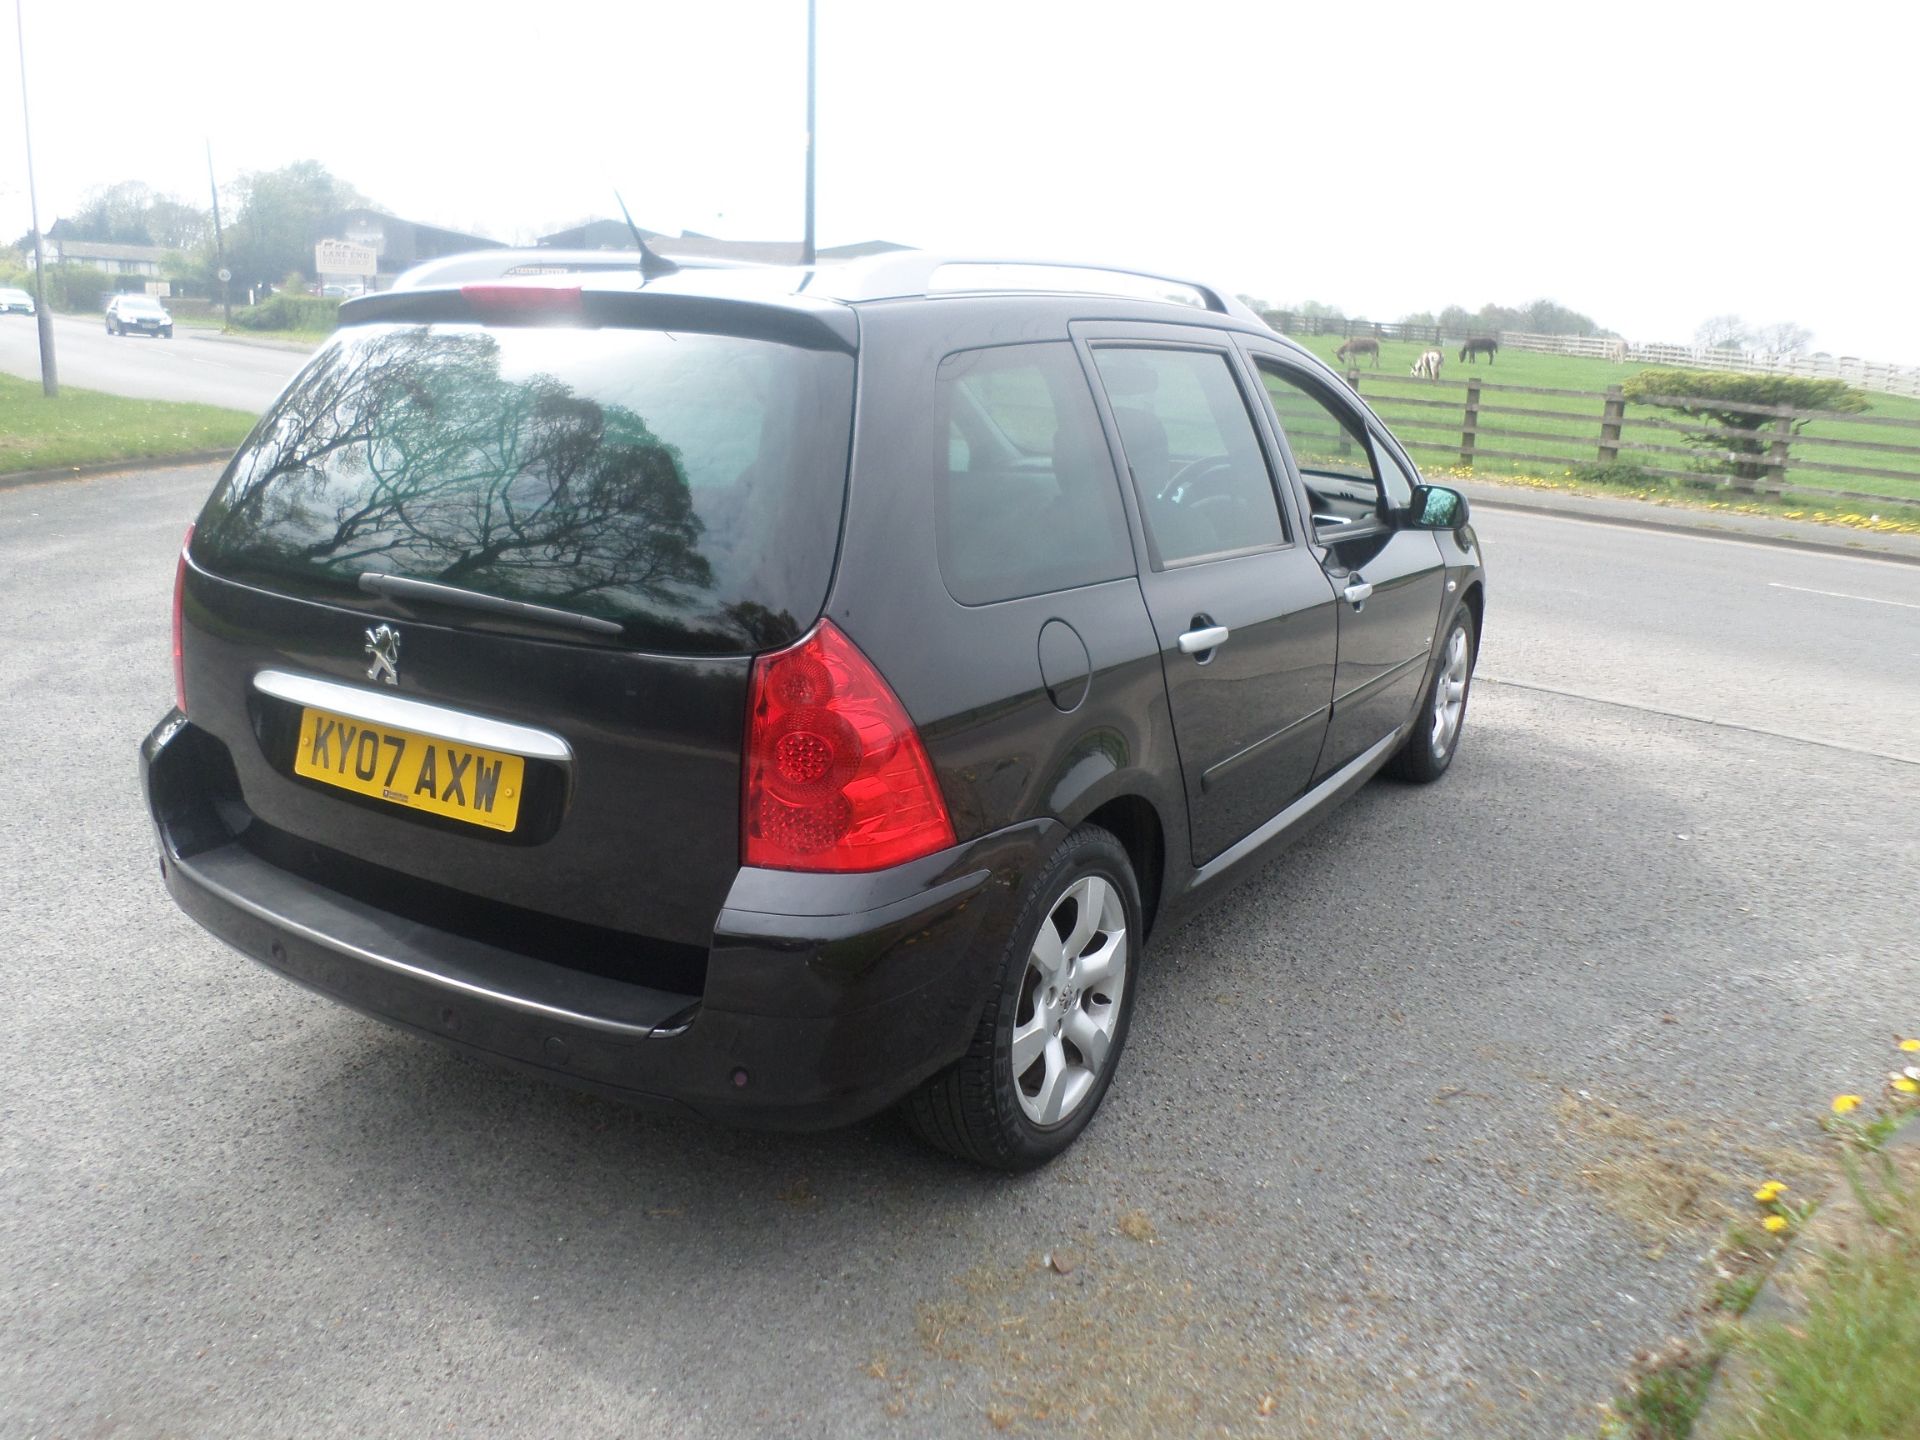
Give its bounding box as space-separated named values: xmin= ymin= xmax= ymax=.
xmin=935 ymin=342 xmax=1134 ymax=605
xmin=1369 ymin=432 xmax=1417 ymax=509
xmin=1253 ymin=360 xmax=1387 ymax=525
xmin=1090 ymin=346 xmax=1286 ymax=566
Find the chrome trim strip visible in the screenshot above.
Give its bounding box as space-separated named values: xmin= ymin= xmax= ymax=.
xmin=1192 ymin=730 xmax=1400 ymax=886
xmin=1330 ymin=651 xmax=1427 ymax=710
xmin=253 ymin=670 xmax=573 ymax=763
xmin=181 ymin=846 xmax=673 ymax=1038
xmin=1200 ymin=704 xmax=1331 ymax=793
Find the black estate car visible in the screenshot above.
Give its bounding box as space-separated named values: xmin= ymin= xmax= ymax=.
xmin=144 ymin=252 xmax=1484 ymax=1169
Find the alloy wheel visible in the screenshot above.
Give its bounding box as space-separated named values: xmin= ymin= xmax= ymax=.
xmin=1012 ymin=874 xmax=1127 ymax=1126
xmin=1430 ymin=624 xmax=1470 ymax=759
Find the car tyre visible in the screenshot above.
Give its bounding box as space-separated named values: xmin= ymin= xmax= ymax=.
xmin=1386 ymin=603 xmax=1476 ymax=783
xmin=904 ymin=824 xmax=1140 ymax=1171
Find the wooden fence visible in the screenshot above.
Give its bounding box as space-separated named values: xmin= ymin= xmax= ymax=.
xmin=1341 ymin=369 xmax=1920 ymax=505
xmin=1496 ymin=332 xmax=1920 ymax=401
xmin=1265 ymin=313 xmax=1920 ymax=401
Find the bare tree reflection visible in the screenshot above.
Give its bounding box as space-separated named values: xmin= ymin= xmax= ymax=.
xmin=201 ymin=328 xmax=726 ymax=642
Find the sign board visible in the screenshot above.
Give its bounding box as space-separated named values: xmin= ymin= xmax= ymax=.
xmin=315 ymin=239 xmax=378 ymax=277
xmin=145 ymin=281 xmax=172 ymax=298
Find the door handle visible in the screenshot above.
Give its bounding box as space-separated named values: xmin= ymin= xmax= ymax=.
xmin=1178 ymin=625 xmax=1230 ymax=655
xmin=1342 ymin=580 xmax=1374 ymax=607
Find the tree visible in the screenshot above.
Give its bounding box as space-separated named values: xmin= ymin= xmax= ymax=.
xmin=1621 ymin=369 xmax=1868 ymax=487
xmin=1753 ymin=321 xmax=1814 ymax=356
xmin=65 ymin=181 xmax=210 ymax=250
xmin=228 ymin=160 xmax=371 ymax=292
xmin=1695 ymin=314 xmax=1749 ymax=350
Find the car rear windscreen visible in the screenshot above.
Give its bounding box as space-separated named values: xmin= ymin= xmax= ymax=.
xmin=192 ymin=322 xmax=854 ymax=654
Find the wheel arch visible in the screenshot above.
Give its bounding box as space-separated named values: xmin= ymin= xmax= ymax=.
xmin=1077 ymin=793 xmax=1166 ymax=942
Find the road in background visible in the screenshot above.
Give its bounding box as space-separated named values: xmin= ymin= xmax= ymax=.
xmin=3 ymin=468 xmax=1916 ymax=1438
xmin=0 ymin=312 xmax=306 ymax=412
xmin=1479 ymin=508 xmax=1920 ymax=761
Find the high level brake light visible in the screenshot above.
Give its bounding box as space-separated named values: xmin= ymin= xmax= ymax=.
xmin=172 ymin=523 xmax=194 ymax=715
xmin=743 ymin=621 xmax=955 ymax=872
xmin=459 ymin=284 xmax=584 ymax=318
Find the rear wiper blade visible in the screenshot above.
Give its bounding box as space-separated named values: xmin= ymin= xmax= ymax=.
xmin=357 ymin=572 xmax=624 ymax=637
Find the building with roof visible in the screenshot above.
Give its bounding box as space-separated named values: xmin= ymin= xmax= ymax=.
xmin=328 ymin=208 xmax=505 ymax=284
xmin=31 ymin=237 xmax=176 ymax=277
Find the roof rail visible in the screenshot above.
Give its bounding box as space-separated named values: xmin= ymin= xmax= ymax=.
xmin=807 ymin=253 xmax=1265 ymax=323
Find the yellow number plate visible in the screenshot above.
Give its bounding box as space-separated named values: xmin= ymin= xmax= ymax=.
xmin=293 ymin=707 xmax=525 ymax=832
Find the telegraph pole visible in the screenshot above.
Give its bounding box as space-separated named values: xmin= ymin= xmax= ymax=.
xmin=205 ymin=140 xmax=230 ymax=327
xmin=800 ymin=0 xmax=816 ymax=266
xmin=14 ymin=0 xmax=57 ymax=396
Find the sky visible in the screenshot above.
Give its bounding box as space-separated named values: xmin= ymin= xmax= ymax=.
xmin=5 ymin=0 xmax=1917 ymax=359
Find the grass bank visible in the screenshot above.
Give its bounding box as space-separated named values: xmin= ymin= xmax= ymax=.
xmin=1592 ymin=1040 xmax=1920 ymax=1439
xmin=0 ymin=372 xmax=253 ymax=475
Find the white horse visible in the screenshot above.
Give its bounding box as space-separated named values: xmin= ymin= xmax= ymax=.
xmin=1411 ymin=349 xmax=1443 ymax=379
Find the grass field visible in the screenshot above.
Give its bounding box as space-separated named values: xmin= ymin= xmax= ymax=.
xmin=0 ymin=373 xmax=254 ymax=475
xmin=1289 ymin=335 xmax=1920 ymax=507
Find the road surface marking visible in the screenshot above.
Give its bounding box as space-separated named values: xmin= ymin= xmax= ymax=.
xmin=1768 ymin=581 xmax=1920 ymax=610
xmin=1479 ymin=675 xmax=1920 ymax=768
xmin=1484 ymin=507 xmax=1920 ymax=572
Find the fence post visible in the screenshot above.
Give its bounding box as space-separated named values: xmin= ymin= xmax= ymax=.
xmin=1597 ymin=384 xmax=1625 ymax=464
xmin=1764 ymin=410 xmax=1792 ymax=493
xmin=1460 ymin=377 xmax=1481 ymax=469
xmin=1340 ymin=368 xmax=1360 ymax=457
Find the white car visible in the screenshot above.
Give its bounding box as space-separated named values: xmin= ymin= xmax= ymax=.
xmin=0 ymin=286 xmax=36 ymax=317
xmin=106 ymin=294 xmax=174 ymax=339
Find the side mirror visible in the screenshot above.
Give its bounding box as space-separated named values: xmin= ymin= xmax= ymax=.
xmin=1406 ymin=484 xmax=1469 ymax=530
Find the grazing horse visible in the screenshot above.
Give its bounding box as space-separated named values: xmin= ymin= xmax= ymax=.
xmin=1411 ymin=349 xmax=1443 ymax=379
xmin=1459 ymin=337 xmax=1499 ymax=364
xmin=1335 ymin=336 xmax=1381 ymax=368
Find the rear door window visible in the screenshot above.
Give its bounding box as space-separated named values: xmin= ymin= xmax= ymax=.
xmin=191 ymin=323 xmax=855 ymax=654
xmin=1090 ymin=346 xmax=1287 ymax=566
xmin=935 ymin=342 xmax=1134 ymax=604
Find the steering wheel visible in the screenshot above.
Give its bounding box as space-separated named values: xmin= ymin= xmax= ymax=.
xmin=1156 ymin=456 xmax=1236 ymax=505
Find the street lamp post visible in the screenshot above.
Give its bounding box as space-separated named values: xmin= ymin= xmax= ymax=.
xmin=800 ymin=0 xmax=816 ymax=267
xmin=14 ymin=0 xmax=57 ymax=396
xmin=206 ymin=141 xmax=231 ymax=327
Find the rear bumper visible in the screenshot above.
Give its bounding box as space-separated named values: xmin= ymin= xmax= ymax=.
xmin=143 ymin=713 xmax=1056 ymax=1130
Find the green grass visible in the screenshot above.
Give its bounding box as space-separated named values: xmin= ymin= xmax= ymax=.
xmin=1292 ymin=336 xmax=1920 ymax=505
xmin=0 ymin=371 xmax=254 ymax=475
xmin=1726 ymin=1178 xmax=1920 ymax=1440
xmin=170 ymin=312 xmax=331 ymax=345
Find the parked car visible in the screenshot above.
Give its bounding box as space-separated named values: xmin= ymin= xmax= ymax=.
xmin=144 ymin=251 xmax=1484 ymax=1169
xmin=0 ymin=286 xmax=35 ymax=316
xmin=105 ymin=293 xmax=174 ymax=338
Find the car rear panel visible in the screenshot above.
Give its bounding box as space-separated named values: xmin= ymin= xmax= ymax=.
xmin=174 ymin=308 xmax=857 ymax=963
xmin=179 ymin=561 xmax=750 ymax=953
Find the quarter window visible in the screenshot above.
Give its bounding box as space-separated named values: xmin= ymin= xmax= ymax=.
xmin=1091 ymin=347 xmax=1286 ymax=566
xmin=1254 ymin=360 xmax=1388 ymax=525
xmin=935 ymin=343 xmax=1134 ymax=605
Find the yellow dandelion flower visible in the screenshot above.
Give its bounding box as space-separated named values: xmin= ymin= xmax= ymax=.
xmin=1895 ymin=1078 xmax=1919 ymax=1095
xmin=1763 ymin=1215 xmax=1789 ymax=1233
xmin=1753 ymin=1182 xmax=1787 ymax=1203
xmin=1832 ymin=1094 xmax=1863 ymax=1115
xmin=1901 ymin=1038 xmax=1920 ymax=1053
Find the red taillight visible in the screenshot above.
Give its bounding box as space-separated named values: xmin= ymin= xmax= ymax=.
xmin=172 ymin=522 xmax=194 ymax=714
xmin=459 ymin=283 xmax=584 ymax=318
xmin=743 ymin=621 xmax=955 ymax=872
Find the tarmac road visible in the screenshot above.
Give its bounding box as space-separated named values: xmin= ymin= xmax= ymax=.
xmin=0 ymin=311 xmax=305 ymax=413
xmin=2 ymin=466 xmax=1916 ymax=1438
